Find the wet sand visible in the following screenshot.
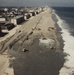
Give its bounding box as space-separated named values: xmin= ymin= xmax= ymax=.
xmin=0 ymin=7 xmax=65 ymax=75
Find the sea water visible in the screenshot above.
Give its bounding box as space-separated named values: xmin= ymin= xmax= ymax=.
xmin=53 ymin=7 xmax=74 ymax=75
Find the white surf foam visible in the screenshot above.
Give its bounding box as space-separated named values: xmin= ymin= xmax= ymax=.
xmin=53 ymin=10 xmax=74 ymax=75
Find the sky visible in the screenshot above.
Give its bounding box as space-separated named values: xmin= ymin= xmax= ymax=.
xmin=0 ymin=0 xmax=74 ymax=7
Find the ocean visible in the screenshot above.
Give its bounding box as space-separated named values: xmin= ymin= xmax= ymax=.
xmin=52 ymin=7 xmax=74 ymax=75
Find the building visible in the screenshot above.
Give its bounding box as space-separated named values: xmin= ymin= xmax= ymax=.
xmin=0 ymin=26 xmax=2 ymax=33
xmin=24 ymin=13 xmax=31 ymax=20
xmin=38 ymin=7 xmax=43 ymax=13
xmin=28 ymin=12 xmax=32 ymax=17
xmin=10 ymin=15 xmax=24 ymax=25
xmin=0 ymin=17 xmax=6 ymax=22
xmin=0 ymin=22 xmax=6 ymax=32
xmin=30 ymin=11 xmax=36 ymax=16
xmin=1 ymin=23 xmax=15 ymax=31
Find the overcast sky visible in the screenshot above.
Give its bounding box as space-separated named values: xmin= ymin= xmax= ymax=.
xmin=0 ymin=0 xmax=74 ymax=7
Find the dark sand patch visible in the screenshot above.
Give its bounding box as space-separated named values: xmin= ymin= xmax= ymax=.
xmin=9 ymin=38 xmax=65 ymax=75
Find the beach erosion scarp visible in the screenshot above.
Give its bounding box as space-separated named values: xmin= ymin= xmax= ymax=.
xmin=0 ymin=7 xmax=65 ymax=75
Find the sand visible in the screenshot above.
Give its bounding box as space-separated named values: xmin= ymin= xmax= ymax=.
xmin=0 ymin=7 xmax=63 ymax=75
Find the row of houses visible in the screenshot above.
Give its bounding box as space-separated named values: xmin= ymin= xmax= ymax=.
xmin=0 ymin=7 xmax=44 ymax=34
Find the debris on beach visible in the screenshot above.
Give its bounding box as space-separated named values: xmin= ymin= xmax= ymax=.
xmin=48 ymin=27 xmax=55 ymax=31
xmin=39 ymin=37 xmax=55 ymax=49
xmin=22 ymin=48 xmax=29 ymax=52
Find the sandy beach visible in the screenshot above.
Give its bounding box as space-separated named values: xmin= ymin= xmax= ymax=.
xmin=0 ymin=7 xmax=64 ymax=75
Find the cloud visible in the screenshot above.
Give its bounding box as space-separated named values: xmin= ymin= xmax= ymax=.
xmin=0 ymin=0 xmax=74 ymax=7
xmin=0 ymin=0 xmax=13 ymax=2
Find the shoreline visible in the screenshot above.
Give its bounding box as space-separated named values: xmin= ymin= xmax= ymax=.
xmin=52 ymin=10 xmax=67 ymax=74
xmin=51 ymin=10 xmax=64 ymax=50
xmin=55 ymin=10 xmax=74 ymax=75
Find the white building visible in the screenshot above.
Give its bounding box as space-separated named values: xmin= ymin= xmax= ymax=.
xmin=0 ymin=18 xmax=6 ymax=21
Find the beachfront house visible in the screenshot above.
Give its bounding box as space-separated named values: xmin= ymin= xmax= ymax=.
xmin=10 ymin=15 xmax=24 ymax=25
xmin=0 ymin=26 xmax=2 ymax=33
xmin=1 ymin=23 xmax=15 ymax=31
xmin=30 ymin=11 xmax=36 ymax=16
xmin=24 ymin=13 xmax=31 ymax=20
xmin=0 ymin=17 xmax=6 ymax=22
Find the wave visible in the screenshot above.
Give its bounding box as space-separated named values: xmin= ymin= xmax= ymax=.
xmin=53 ymin=10 xmax=74 ymax=75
